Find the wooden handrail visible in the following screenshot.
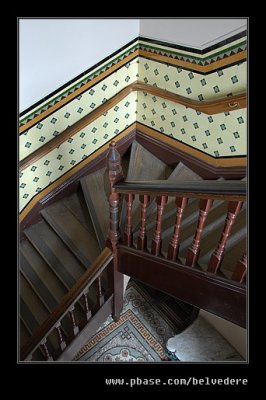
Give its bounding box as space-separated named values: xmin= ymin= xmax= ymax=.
xmin=19 ymin=81 xmax=246 ymax=171
xmin=114 ymin=180 xmax=246 ymax=201
xmin=20 ymin=247 xmax=113 ymax=361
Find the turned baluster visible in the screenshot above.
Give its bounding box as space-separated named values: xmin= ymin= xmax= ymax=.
xmin=186 ymin=198 xmax=213 ymax=267
xmin=105 ymin=141 xmax=124 ymax=321
xmin=151 ymin=196 xmax=168 ymax=256
xmin=40 ymin=339 xmax=53 ymax=361
xmin=69 ymin=306 xmax=79 ymax=336
xmin=124 ymin=193 xmax=135 ymax=247
xmin=83 ymin=291 xmax=92 ymax=321
xmin=231 ymin=253 xmax=247 ymax=283
xmin=96 ymin=276 xmax=105 ymax=307
xmin=208 ymin=201 xmax=243 ymax=274
xmin=55 ymin=322 xmax=66 ymax=351
xmin=137 ymin=195 xmax=150 ymax=252
xmin=167 ymin=197 xmax=188 ymax=261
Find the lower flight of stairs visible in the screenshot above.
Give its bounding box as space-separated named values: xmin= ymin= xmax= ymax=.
xmin=19 ymin=141 xmax=246 ymax=361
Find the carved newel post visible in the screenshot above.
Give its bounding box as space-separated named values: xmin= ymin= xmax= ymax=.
xmin=104 ymin=141 xmax=124 ymax=321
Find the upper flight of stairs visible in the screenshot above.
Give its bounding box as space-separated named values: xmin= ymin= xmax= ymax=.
xmin=19 ymin=141 xmax=246 ymax=361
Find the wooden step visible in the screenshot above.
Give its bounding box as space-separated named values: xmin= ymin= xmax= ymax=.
xmin=19 ymin=319 xmax=32 ymax=349
xmin=41 ymin=202 xmax=100 ymax=267
xmin=62 ymin=191 xmax=96 ymax=238
xmin=20 ymin=240 xmax=67 ymax=311
xmin=20 ymin=273 xmax=50 ymax=330
xmin=80 ymin=167 xmax=109 ymax=250
xmin=25 ymin=221 xmax=84 ymax=289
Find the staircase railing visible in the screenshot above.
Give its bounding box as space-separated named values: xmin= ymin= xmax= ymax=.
xmin=20 ymin=247 xmax=113 ymax=361
xmin=107 ymin=142 xmax=247 ymax=327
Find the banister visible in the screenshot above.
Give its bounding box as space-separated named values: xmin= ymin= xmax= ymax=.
xmin=20 ymin=247 xmax=113 ymax=360
xmin=19 ymin=80 xmax=246 ymax=171
xmin=113 ymin=180 xmax=246 ymax=201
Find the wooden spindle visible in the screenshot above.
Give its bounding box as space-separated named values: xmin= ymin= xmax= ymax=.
xmin=55 ymin=322 xmax=66 ymax=351
xmin=186 ymin=198 xmax=213 ymax=267
xmin=231 ymin=253 xmax=247 ymax=283
xmin=124 ymin=193 xmax=135 ymax=247
xmin=96 ymin=276 xmax=105 ymax=307
xmin=83 ymin=291 xmax=92 ymax=321
xmin=151 ymin=196 xmax=168 ymax=256
xmin=167 ymin=197 xmax=188 ymax=261
xmin=69 ymin=306 xmax=79 ymax=336
xmin=40 ymin=339 xmax=53 ymax=361
xmin=105 ymin=141 xmax=124 ymax=321
xmin=137 ymin=195 xmax=150 ymax=252
xmin=208 ymin=201 xmax=243 ymax=274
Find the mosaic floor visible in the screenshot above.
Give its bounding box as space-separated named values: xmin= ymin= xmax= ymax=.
xmin=74 ymin=279 xmax=196 ymax=362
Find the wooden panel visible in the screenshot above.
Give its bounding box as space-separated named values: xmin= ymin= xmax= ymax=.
xmin=118 ymin=245 xmax=246 ymax=327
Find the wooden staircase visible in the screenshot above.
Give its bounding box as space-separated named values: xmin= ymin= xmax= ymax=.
xmin=19 ymin=140 xmax=247 ymax=361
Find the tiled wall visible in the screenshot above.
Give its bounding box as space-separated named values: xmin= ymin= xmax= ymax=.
xmin=19 ymin=92 xmax=137 ymax=211
xmin=20 ymin=59 xmax=139 ymax=160
xmin=137 ymin=91 xmax=246 ymax=157
xmin=19 ymin=34 xmax=247 ymax=212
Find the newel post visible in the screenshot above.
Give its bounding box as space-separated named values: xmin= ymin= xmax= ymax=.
xmin=104 ymin=141 xmax=124 ymax=321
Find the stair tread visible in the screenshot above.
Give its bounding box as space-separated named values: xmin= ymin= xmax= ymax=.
xmin=80 ymin=168 xmax=109 ymax=250
xmin=126 ymin=141 xmax=169 ymax=181
xmin=20 ymin=319 xmax=31 ymax=349
xmin=25 ymin=220 xmax=84 ymax=289
xmin=20 ymin=240 xmax=67 ymax=310
xmin=41 ymin=203 xmax=100 ymax=267
xmin=62 ymin=191 xmax=96 ymax=237
xmin=20 ymin=274 xmax=50 ymax=330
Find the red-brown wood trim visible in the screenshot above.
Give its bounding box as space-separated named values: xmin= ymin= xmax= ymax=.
xmin=118 ymin=245 xmax=246 ymax=327
xmin=20 ymin=81 xmax=246 ymax=171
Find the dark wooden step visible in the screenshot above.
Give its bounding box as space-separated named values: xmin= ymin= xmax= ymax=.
xmin=20 ymin=319 xmax=32 ymax=349
xmin=80 ymin=167 xmax=109 ymax=250
xmin=62 ymin=191 xmax=96 ymax=237
xmin=41 ymin=202 xmax=100 ymax=267
xmin=20 ymin=273 xmax=50 ymax=329
xmin=25 ymin=221 xmax=80 ymax=290
xmin=20 ymin=240 xmax=67 ymax=310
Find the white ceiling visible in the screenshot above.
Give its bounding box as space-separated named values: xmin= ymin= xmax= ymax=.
xmin=139 ymin=18 xmax=247 ymax=49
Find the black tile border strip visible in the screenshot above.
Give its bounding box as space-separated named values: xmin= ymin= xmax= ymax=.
xmin=20 ymin=31 xmax=246 ymax=119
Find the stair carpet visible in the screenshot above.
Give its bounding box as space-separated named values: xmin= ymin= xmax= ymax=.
xmin=19 ymin=141 xmax=246 ymax=360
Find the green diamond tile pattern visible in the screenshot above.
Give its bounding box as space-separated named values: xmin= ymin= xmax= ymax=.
xmin=138 ymin=58 xmax=246 ymax=101
xmin=137 ymin=91 xmax=246 ymax=157
xmin=19 ymin=92 xmax=137 ymax=211
xmin=19 ymin=58 xmax=139 ymax=161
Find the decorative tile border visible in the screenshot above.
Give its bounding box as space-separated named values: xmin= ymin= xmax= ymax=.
xmin=19 ymin=33 xmax=246 ymax=132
